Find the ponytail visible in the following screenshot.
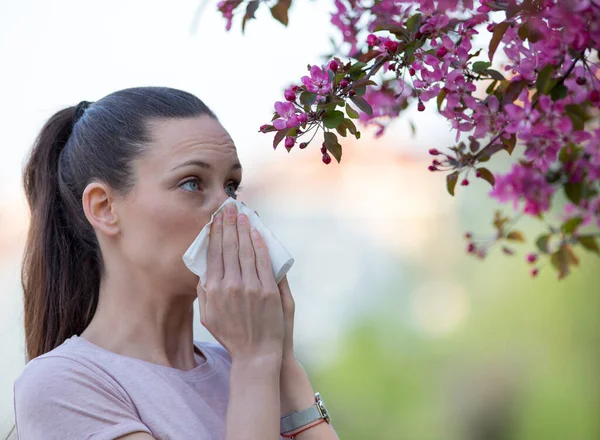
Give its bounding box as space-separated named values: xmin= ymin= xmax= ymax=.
xmin=21 ymin=105 xmax=100 ymax=361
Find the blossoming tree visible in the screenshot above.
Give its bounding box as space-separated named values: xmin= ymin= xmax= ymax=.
xmin=217 ymin=0 xmax=600 ymax=279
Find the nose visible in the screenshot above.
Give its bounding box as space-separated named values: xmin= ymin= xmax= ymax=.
xmin=209 ymin=192 xmax=235 ymax=216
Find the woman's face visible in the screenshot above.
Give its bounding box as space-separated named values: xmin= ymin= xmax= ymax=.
xmin=115 ymin=115 xmax=243 ymax=296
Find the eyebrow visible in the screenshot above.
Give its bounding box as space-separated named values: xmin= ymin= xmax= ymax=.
xmin=170 ymin=160 xmax=243 ymax=172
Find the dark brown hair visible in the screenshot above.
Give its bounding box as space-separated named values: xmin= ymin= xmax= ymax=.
xmin=20 ymin=86 xmax=216 ymax=361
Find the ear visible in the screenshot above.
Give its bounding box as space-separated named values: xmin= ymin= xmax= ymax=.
xmin=82 ymin=181 xmax=120 ymax=237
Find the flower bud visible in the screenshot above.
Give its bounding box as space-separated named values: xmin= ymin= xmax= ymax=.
xmin=299 ymin=142 xmax=308 ymax=149
xmin=259 ymin=124 xmax=271 ymax=133
xmin=461 ymin=178 xmax=469 ymax=186
xmin=340 ymin=79 xmax=349 ymax=88
xmin=530 ymin=268 xmax=539 ymax=277
xmin=321 ymin=143 xmax=327 ymax=154
xmin=428 ymin=165 xmax=437 ymax=171
xmin=322 ymin=153 xmax=332 ymax=165
xmin=383 ymin=40 xmax=399 ymax=53
xmin=284 ymin=89 xmax=296 ymax=102
xmin=526 ymin=253 xmax=538 ymax=264
xmin=366 ymin=34 xmax=380 ymax=46
xmin=589 ymin=90 xmax=600 ymax=102
xmin=576 ymin=76 xmax=586 ymax=86
xmin=328 ymin=60 xmax=339 ymax=72
xmin=429 ymin=148 xmax=440 ymax=155
xmin=467 ymin=243 xmax=475 ymax=253
xmin=436 ymin=47 xmax=448 ymax=58
xmin=418 ymin=101 xmax=425 ymax=112
xmin=298 ymin=113 xmax=308 ymax=124
xmin=285 ymin=137 xmax=295 ymax=150
xmin=409 ymin=68 xmax=416 ymax=76
xmin=349 ymin=90 xmax=356 ymax=96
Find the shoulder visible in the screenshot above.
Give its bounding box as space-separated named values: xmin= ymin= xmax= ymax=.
xmin=15 ymin=353 xmax=124 ymax=400
xmin=14 ymin=355 xmax=150 ymax=439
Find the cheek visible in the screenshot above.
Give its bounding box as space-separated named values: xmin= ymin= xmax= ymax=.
xmin=121 ymin=194 xmax=212 ymax=268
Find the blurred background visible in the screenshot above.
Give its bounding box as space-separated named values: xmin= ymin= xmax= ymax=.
xmin=1 ymin=1 xmax=598 ymax=439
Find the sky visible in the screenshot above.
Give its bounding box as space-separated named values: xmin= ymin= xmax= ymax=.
xmin=0 ymin=0 xmax=452 ymax=206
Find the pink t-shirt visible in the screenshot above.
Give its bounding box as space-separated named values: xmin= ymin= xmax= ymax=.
xmin=13 ymin=335 xmax=235 ymax=439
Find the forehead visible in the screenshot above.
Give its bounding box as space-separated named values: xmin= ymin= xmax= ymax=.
xmin=142 ymin=116 xmax=239 ymax=172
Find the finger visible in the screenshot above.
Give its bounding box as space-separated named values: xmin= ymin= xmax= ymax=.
xmin=237 ymin=213 xmax=259 ymax=284
xmin=207 ymin=212 xmax=224 ymax=283
xmin=278 ymin=276 xmax=295 ymax=315
xmin=250 ymin=228 xmax=277 ymax=289
xmin=222 ymin=204 xmax=242 ymax=280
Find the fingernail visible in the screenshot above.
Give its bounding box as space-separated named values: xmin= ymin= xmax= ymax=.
xmin=215 ymin=213 xmax=223 ymax=225
xmin=251 ymin=228 xmax=259 ymax=239
xmin=237 ymin=213 xmax=247 ymax=224
xmin=225 ymin=204 xmax=236 ymax=215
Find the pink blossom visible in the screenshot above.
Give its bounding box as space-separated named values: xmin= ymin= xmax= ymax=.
xmin=273 ymin=101 xmax=301 ymax=130
xmin=490 ymin=164 xmax=555 ymax=216
xmin=301 ymin=65 xmax=333 ymax=95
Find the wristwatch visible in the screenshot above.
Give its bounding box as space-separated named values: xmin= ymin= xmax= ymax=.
xmin=280 ymin=392 xmax=331 ymax=434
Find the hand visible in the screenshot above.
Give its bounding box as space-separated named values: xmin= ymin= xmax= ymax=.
xmin=196 ymin=204 xmax=285 ymax=363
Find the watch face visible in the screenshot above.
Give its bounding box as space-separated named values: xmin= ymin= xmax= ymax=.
xmin=317 ymin=399 xmax=330 ymax=422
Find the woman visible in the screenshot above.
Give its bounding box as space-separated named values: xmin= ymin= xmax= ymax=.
xmin=11 ymin=87 xmax=338 ymax=439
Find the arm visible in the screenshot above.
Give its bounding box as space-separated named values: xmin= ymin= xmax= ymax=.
xmin=226 ymin=355 xmax=282 ymax=440
xmin=280 ymin=359 xmax=340 ymax=440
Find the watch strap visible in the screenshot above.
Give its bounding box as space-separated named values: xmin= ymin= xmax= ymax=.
xmin=280 ymin=404 xmax=322 ymax=433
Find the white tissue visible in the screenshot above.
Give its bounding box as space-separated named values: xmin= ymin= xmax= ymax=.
xmin=182 ymin=197 xmax=295 ymax=291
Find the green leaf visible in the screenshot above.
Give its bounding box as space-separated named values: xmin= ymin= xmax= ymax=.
xmin=476 ymin=167 xmax=496 ymax=187
xmin=506 ymin=231 xmax=525 ymax=242
xmin=344 ymin=118 xmax=357 ymax=135
xmin=561 ymin=217 xmax=583 ymax=234
xmin=242 ymin=1 xmax=260 ymax=33
xmin=502 ymin=134 xmax=517 ymax=155
xmin=551 ymin=246 xmax=571 ymax=279
xmin=323 ymin=132 xmax=342 ymax=163
xmin=353 ymin=86 xmax=367 ymax=96
xmin=550 ymin=84 xmax=568 ymax=101
xmin=300 ymin=92 xmax=317 ymax=107
xmin=565 ymin=104 xmax=586 ymax=131
xmin=350 ymin=96 xmax=373 ymax=116
xmin=446 ymin=171 xmax=459 ymax=196
xmin=578 ymin=236 xmax=600 ymax=255
xmin=335 ymin=122 xmax=347 ymax=137
xmin=472 ymin=61 xmax=492 ymax=73
xmin=347 ymin=61 xmax=367 ymax=74
xmin=536 ymin=234 xmax=550 ymax=253
xmin=502 ymin=79 xmax=529 ymax=105
xmin=270 ymin=0 xmax=292 ymax=26
xmin=345 ymin=103 xmax=359 ymax=119
xmin=564 ymin=182 xmax=583 ymax=205
xmin=483 ymin=69 xmax=506 ymax=81
xmin=486 ymin=79 xmax=498 ymax=94
xmin=322 ymin=110 xmax=345 ymax=129
xmin=536 ymin=64 xmax=555 ymax=95
xmin=273 ymin=128 xmax=289 ymax=150
xmin=489 ymin=21 xmax=510 ymax=62
xmin=406 ymin=13 xmax=422 ymax=33
xmin=437 ymin=88 xmax=447 ymax=111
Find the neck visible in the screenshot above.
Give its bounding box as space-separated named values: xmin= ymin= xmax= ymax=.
xmin=80 ymin=266 xmax=200 ymax=371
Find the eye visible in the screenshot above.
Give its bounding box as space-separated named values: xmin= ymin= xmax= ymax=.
xmin=226 ymin=181 xmax=243 ymax=199
xmin=180 ymin=178 xmax=201 ymax=192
